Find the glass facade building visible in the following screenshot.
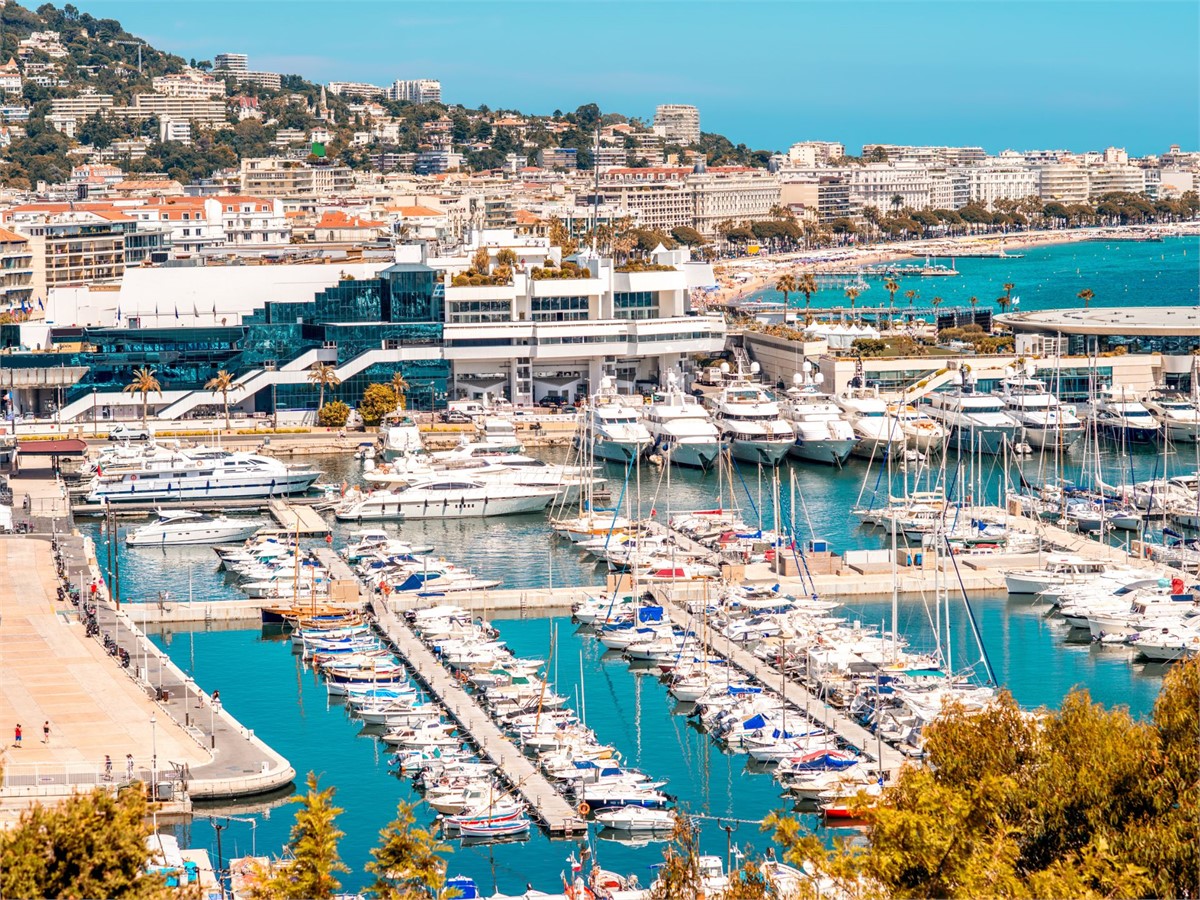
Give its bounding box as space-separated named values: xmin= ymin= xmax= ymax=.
xmin=11 ymin=262 xmax=452 ymax=414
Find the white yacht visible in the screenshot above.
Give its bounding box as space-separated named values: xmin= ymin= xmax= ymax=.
xmin=126 ymin=510 xmax=264 ymax=546
xmin=835 ymin=385 xmax=904 ymax=459
xmin=780 ymin=370 xmax=858 ymax=466
xmin=641 ymin=374 xmax=722 ymax=471
xmin=365 ymin=449 xmax=600 ymax=503
xmin=86 ymin=448 xmax=320 ymax=503
xmin=996 ymin=374 xmax=1083 ymax=451
xmin=381 ymin=414 xmax=424 ymax=461
xmin=887 ymin=402 xmax=946 ymax=453
xmin=1144 ymin=392 xmax=1200 ymax=444
xmin=925 ymin=374 xmax=1022 ymax=455
xmin=710 ymin=367 xmax=793 ymax=466
xmin=1089 ymin=384 xmax=1159 ymax=444
xmin=574 ymin=377 xmax=653 ymax=464
xmin=334 ymin=477 xmax=556 ymax=521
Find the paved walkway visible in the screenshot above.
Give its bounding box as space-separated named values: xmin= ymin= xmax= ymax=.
xmin=0 ymin=537 xmax=210 ymax=797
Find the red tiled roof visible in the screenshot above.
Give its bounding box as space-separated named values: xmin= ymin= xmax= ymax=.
xmin=316 ymin=210 xmax=384 ymax=229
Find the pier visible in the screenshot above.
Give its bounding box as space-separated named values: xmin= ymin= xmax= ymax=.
xmin=370 ymin=599 xmax=586 ymax=836
xmin=651 ymin=589 xmax=910 ymax=776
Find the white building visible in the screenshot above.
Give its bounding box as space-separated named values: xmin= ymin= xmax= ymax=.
xmin=1087 ymin=165 xmax=1146 ymax=197
xmin=653 ymin=104 xmax=700 ymax=146
xmin=158 ymin=118 xmax=192 ymax=145
xmin=849 ymin=163 xmax=953 ymax=213
xmin=327 ymin=81 xmax=385 ymax=99
xmin=786 ymin=141 xmax=845 ymax=167
xmin=953 ymin=164 xmax=1041 ymax=209
xmin=0 ymin=58 xmax=22 ymax=95
xmin=1036 ymin=164 xmax=1092 ymax=203
xmin=387 ymin=79 xmax=442 ymax=104
xmin=151 ymin=71 xmax=225 ymax=99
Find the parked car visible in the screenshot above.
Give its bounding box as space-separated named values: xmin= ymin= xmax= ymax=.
xmin=107 ymin=424 xmax=153 ymax=441
xmin=439 ymin=410 xmax=473 ymax=424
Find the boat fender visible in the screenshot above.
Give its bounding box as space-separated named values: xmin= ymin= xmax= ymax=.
xmin=578 ymin=802 xmax=591 ymax=816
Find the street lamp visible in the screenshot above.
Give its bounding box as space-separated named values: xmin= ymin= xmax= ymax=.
xmin=150 ymin=712 xmax=158 ymax=796
xmin=92 ymin=388 xmax=98 ymax=437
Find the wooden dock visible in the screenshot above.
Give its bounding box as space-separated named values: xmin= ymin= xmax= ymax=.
xmin=370 ymin=600 xmax=586 ymax=836
xmin=266 ymin=499 xmax=331 ymax=537
xmin=652 ymin=590 xmax=910 ymax=776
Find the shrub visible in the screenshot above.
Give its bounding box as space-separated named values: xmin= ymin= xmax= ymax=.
xmin=317 ymin=401 xmax=350 ymax=427
xmin=358 ymin=384 xmax=398 ymax=426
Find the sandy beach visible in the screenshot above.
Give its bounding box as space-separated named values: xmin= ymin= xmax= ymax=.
xmin=706 ymin=224 xmax=1191 ymax=307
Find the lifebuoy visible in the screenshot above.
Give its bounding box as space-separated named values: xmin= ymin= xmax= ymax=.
xmin=578 ymin=802 xmax=591 ymax=816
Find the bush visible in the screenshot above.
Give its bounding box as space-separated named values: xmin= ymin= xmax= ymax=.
xmin=614 ymin=260 xmax=675 ymax=273
xmin=317 ymin=401 xmax=350 ymax=427
xmin=530 ymin=260 xmax=592 ymax=280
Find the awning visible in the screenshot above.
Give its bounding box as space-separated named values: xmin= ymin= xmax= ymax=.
xmin=17 ymin=438 xmax=88 ymax=455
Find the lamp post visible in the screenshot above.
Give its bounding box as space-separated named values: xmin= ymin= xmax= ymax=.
xmin=150 ymin=712 xmax=157 ymax=796
xmin=210 ymin=694 xmax=216 ymax=750
xmin=92 ymin=388 xmax=98 ymax=437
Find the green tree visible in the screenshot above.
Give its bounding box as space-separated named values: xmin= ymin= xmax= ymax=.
xmin=123 ymin=366 xmax=161 ymax=428
xmin=650 ymin=816 xmax=705 ymax=899
xmin=775 ymin=273 xmax=797 ymax=307
xmin=0 ymin=785 xmax=175 ymax=899
xmin=670 ymin=225 xmax=704 ymax=246
xmin=797 ymin=272 xmax=819 ymax=324
xmin=883 ymin=277 xmax=899 ymax=329
xmin=366 ymin=799 xmax=451 ymax=899
xmin=390 ymin=372 xmax=411 ymax=411
xmin=204 ymin=369 xmax=242 ymax=430
xmin=767 ymin=656 xmax=1200 ymax=900
xmin=255 ymin=772 xmax=348 ymax=900
xmin=1078 ymin=288 xmax=1095 ymax=308
xmin=844 ymin=286 xmax=861 ymax=323
xmin=316 ymin=400 xmax=350 ymax=428
xmin=359 ymin=383 xmax=398 ymax=425
xmin=307 ymin=363 xmax=341 ymax=412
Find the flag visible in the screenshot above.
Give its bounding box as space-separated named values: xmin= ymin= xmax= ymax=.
xmin=37 ymin=298 xmax=43 ymax=310
xmin=192 ymin=303 xmax=198 ymax=318
xmin=174 ymin=305 xmax=180 ymax=320
xmin=116 ymin=306 xmax=121 ymax=322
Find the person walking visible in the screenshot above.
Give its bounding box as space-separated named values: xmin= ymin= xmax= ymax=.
xmin=104 ymin=754 xmax=112 ymax=781
xmin=211 ymin=689 xmax=221 ymax=709
xmin=13 ymin=723 xmax=20 ymax=748
xmin=42 ymin=721 xmax=50 ymax=744
xmin=126 ymin=753 xmax=135 ymax=782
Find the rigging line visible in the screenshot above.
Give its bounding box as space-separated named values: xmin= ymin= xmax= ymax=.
xmin=942 ymin=532 xmax=996 ymax=686
xmin=729 ymin=459 xmax=761 ymax=524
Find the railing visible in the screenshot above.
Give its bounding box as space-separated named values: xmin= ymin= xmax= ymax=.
xmin=2 ymin=758 xmax=174 ymax=794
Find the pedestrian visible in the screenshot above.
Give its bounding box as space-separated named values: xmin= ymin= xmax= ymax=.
xmin=104 ymin=754 xmax=112 ymax=781
xmin=42 ymin=721 xmax=49 ymax=744
xmin=13 ymin=723 xmax=20 ymax=748
xmin=212 ymin=689 xmax=221 ymax=709
xmin=126 ymin=753 xmax=135 ymax=782
xmin=89 ymin=580 xmax=98 ymax=601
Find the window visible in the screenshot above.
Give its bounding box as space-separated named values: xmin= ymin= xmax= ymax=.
xmin=615 ymin=291 xmax=658 ymax=320
xmin=531 ymin=295 xmax=588 ymax=322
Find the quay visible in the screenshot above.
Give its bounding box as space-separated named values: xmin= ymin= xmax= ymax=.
xmin=0 ymin=535 xmax=295 ymax=819
xmin=370 ymin=599 xmax=587 ymax=836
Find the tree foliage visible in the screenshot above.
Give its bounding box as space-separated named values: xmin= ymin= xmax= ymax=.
xmin=768 ymin=657 xmax=1200 ymax=900
xmin=316 ymin=400 xmax=350 ymax=427
xmin=253 ymin=772 xmax=349 ymax=900
xmin=366 ymin=799 xmax=450 ymax=899
xmin=359 ymin=383 xmax=398 ymax=425
xmin=0 ymin=785 xmax=177 ymax=899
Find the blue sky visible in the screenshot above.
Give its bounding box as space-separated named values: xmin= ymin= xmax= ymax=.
xmin=70 ymin=1 xmax=1199 ymax=155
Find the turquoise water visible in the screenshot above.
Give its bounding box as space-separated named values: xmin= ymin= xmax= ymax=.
xmin=747 ymin=235 xmax=1199 ymax=312
xmin=87 ymin=236 xmax=1198 ymax=891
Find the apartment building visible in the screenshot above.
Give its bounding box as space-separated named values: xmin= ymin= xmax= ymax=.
xmin=653 ymin=104 xmax=700 ymax=146
xmin=327 ymin=81 xmax=386 ymax=99
xmin=1037 ymin=164 xmax=1091 ymax=203
xmin=537 ymin=147 xmax=578 ymax=170
xmin=862 ymin=144 xmax=987 ymax=166
xmin=14 ymin=212 xmax=134 ymax=296
xmin=1087 ymin=165 xmax=1146 ymax=197
xmin=0 ymin=58 xmax=22 ymax=95
xmin=113 ymin=94 xmax=227 ymax=127
xmin=0 ymin=227 xmax=34 ymax=310
xmin=690 ymin=167 xmax=782 ymax=235
xmin=786 ymin=141 xmax=845 ymax=166
xmin=848 ymin=163 xmax=953 ymax=212
xmin=238 ymin=158 xmax=354 ymax=202
xmin=151 ymin=71 xmax=225 ymax=99
xmin=212 ymin=53 xmax=282 ymax=92
xmin=779 ymin=174 xmax=854 ymax=222
xmin=954 ymin=165 xmax=1041 ymax=208
xmin=387 ymin=79 xmax=442 ymax=104
xmin=49 ymin=93 xmax=114 ymax=122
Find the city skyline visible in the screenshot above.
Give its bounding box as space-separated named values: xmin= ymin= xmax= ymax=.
xmin=66 ymin=0 xmax=1199 ymax=157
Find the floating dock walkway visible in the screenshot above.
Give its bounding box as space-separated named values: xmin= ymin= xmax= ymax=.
xmin=652 ymin=590 xmax=909 ymax=777
xmin=370 ymin=600 xmax=587 ymax=836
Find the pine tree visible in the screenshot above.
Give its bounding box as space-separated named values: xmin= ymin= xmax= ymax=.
xmin=367 ymin=800 xmax=450 ymax=899
xmin=257 ymin=772 xmax=349 ymax=900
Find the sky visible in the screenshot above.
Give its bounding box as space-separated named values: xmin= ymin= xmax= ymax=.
xmin=67 ymin=0 xmax=1200 ymax=156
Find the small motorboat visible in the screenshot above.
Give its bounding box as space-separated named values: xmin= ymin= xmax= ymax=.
xmin=592 ymin=805 xmax=675 ymax=832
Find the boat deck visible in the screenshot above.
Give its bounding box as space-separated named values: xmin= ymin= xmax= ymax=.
xmin=371 ymin=600 xmax=586 ymax=836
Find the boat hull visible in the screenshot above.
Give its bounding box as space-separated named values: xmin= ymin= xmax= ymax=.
xmin=729 ymin=438 xmax=791 ymax=467
xmin=1022 ymin=424 xmax=1084 ymax=451
xmin=336 ymin=493 xmax=551 ymax=521
xmin=90 ymin=471 xmax=320 ymax=503
xmin=789 ymin=438 xmax=857 ymax=466
xmin=947 ymin=424 xmax=1020 ymax=455
xmin=127 ymin=522 xmax=262 ymax=546
xmin=660 ymin=441 xmax=721 ymax=471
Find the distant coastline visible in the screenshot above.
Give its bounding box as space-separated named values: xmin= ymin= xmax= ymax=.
xmin=710 ymin=223 xmax=1200 ymax=307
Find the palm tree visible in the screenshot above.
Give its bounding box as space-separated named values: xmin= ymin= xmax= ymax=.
xmin=845 ymin=287 xmax=861 ymax=323
xmin=883 ymin=278 xmax=899 ymax=329
xmin=1077 ymin=288 xmax=1094 ymax=309
xmin=775 ymin=273 xmax=797 ymax=307
xmin=904 ymin=289 xmax=918 ymax=307
xmin=123 ymin=366 xmax=161 ymax=429
xmin=968 ymin=296 xmax=980 ymax=312
xmin=204 ymin=369 xmax=242 ymax=430
xmin=996 ymin=294 xmax=1012 ymax=313
xmin=1003 ymin=282 xmax=1016 ymax=305
xmin=890 ymin=194 xmax=904 ymax=217
xmin=931 ymin=295 xmax=944 ymax=314
xmin=308 ymin=363 xmax=342 ymax=413
xmin=797 ymin=273 xmax=819 ymax=324
xmin=391 ymin=371 xmax=410 ymax=411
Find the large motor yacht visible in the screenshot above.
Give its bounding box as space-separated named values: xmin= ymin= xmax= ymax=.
xmin=709 ymin=364 xmax=793 ymax=466
xmin=780 ymin=369 xmax=858 ymax=466
xmin=126 ymin=510 xmax=264 ymax=546
xmin=996 ymin=373 xmax=1083 ymax=451
xmin=574 ymin=377 xmax=653 ymax=464
xmin=925 ymin=370 xmax=1022 ymax=455
xmin=835 ymin=385 xmax=905 ymax=459
xmin=86 ymin=447 xmax=321 ymax=502
xmin=334 ymin=477 xmax=556 ymax=521
xmin=1144 ymin=391 xmax=1200 ymax=444
xmin=641 ymin=374 xmax=722 ymax=471
xmin=1090 ymin=384 xmax=1160 ymax=444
